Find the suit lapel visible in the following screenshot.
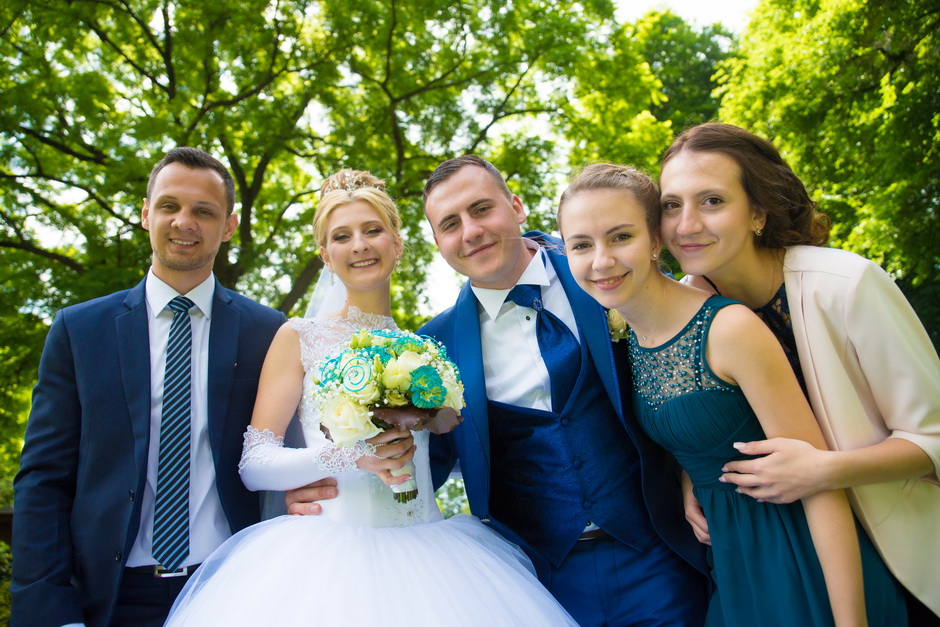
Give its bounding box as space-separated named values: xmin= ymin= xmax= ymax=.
xmin=117 ymin=279 xmax=154 ymax=473
xmin=451 ymin=282 xmax=490 ymax=472
xmin=207 ymin=282 xmax=238 ymax=469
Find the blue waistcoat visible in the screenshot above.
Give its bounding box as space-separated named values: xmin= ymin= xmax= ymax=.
xmin=487 ymin=336 xmax=656 ymax=567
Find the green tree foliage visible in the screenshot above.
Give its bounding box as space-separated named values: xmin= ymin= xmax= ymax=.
xmin=717 ymin=0 xmax=940 ymax=319
xmin=557 ymin=16 xmax=670 ymax=173
xmin=0 ymin=0 xmax=673 ymax=503
xmin=633 ymin=10 xmax=733 ymax=132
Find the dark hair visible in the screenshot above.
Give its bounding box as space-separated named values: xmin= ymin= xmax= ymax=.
xmin=661 ymin=123 xmax=830 ymax=248
xmin=423 ymin=155 xmax=512 ymax=202
xmin=558 ymin=163 xmax=661 ymax=236
xmin=147 ymin=147 xmax=236 ymax=214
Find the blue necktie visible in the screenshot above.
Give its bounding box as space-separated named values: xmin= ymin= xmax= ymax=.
xmin=152 ymin=295 xmax=194 ymax=571
xmin=506 ymin=284 xmax=581 ymax=412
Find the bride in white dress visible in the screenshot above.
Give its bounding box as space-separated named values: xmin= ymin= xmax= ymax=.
xmin=165 ymin=170 xmax=576 ymax=626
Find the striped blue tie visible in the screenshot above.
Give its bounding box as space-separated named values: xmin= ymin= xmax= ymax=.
xmin=152 ymin=295 xmax=194 ymax=571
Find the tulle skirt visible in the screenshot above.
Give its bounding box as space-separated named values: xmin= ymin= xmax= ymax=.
xmin=166 ymin=514 xmax=576 ymax=626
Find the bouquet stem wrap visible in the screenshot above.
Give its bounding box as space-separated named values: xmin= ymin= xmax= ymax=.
xmin=389 ymin=457 xmax=417 ymax=503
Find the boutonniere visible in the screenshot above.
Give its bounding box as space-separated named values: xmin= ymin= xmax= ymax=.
xmin=607 ymin=309 xmax=628 ymax=343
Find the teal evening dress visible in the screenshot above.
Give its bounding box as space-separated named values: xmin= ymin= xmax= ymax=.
xmin=629 ymin=295 xmax=905 ymax=626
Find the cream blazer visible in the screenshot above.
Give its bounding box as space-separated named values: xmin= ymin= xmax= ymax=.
xmin=783 ymin=245 xmax=940 ymax=614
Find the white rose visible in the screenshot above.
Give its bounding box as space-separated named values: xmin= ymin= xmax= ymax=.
xmin=345 ymin=378 xmax=382 ymax=404
xmin=320 ymin=396 xmax=382 ymax=448
xmin=384 ymin=388 xmax=409 ymax=407
xmin=442 ymin=380 xmax=465 ymax=411
xmin=382 ymin=351 xmax=424 ymax=390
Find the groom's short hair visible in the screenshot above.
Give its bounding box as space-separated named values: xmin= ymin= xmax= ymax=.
xmin=423 ymin=155 xmax=513 ymax=202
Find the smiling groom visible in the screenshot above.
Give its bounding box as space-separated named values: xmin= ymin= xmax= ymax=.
xmin=418 ymin=156 xmax=709 ymax=626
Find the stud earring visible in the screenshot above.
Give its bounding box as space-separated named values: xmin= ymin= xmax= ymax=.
xmin=651 ymin=253 xmax=658 ymax=260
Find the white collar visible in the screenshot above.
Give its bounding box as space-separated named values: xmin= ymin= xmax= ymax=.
xmin=145 ymin=269 xmax=216 ymax=319
xmin=471 ymin=242 xmax=552 ymax=320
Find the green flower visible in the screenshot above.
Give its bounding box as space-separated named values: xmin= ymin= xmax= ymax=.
xmin=349 ymin=330 xmax=374 ymax=349
xmin=390 ymin=336 xmax=426 ymax=356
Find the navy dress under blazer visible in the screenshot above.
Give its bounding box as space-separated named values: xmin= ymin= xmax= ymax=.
xmin=11 ymin=277 xmax=285 ymax=627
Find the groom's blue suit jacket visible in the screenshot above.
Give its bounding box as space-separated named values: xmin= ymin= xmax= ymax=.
xmin=420 ymin=232 xmax=707 ymax=575
xmin=11 ymin=277 xmax=285 ymax=627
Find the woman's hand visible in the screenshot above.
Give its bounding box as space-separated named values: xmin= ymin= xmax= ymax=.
xmin=356 ymin=428 xmax=416 ymax=486
xmin=719 ymin=438 xmax=829 ymax=504
xmin=681 ymin=471 xmax=710 ymax=545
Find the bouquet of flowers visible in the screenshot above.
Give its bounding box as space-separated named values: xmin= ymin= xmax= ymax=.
xmin=312 ymin=328 xmax=464 ymax=502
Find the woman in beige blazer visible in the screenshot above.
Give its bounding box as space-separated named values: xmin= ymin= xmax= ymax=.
xmin=658 ymin=122 xmax=940 ymax=623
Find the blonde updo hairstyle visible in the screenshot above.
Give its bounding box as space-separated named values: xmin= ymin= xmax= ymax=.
xmin=313 ymin=169 xmax=403 ymax=251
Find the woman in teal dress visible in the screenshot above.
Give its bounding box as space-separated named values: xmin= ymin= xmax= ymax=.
xmin=556 ymin=163 xmax=905 ymax=626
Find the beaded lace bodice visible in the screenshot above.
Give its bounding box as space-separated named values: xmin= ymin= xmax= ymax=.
xmin=630 ymin=296 xmax=765 ymax=489
xmin=629 ymin=298 xmax=738 ymax=412
xmin=241 ymin=307 xmax=440 ymax=527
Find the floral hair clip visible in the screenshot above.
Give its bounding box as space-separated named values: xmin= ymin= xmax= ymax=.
xmin=320 ymin=169 xmax=385 ymax=195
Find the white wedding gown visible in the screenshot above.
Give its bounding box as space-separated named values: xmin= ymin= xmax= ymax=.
xmin=166 ymin=309 xmax=575 ymax=626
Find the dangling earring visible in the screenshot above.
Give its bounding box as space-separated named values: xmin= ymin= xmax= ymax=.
xmin=326 ymin=265 xmax=335 ymax=285
xmin=754 ymin=227 xmax=763 ymax=237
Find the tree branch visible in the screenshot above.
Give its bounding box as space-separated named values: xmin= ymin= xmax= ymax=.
xmin=278 ymin=255 xmax=323 ymax=313
xmin=0 ymin=239 xmax=85 ymax=273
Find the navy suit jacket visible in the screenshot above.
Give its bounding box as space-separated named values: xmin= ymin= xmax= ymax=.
xmin=419 ymin=232 xmax=706 ymax=575
xmin=11 ymin=277 xmax=285 ymax=627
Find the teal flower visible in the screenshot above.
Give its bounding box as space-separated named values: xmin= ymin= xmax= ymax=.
xmin=409 ymin=365 xmax=446 ymax=408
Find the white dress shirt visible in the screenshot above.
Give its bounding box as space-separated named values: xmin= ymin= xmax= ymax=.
xmin=471 ymin=242 xmax=580 ymax=412
xmin=126 ymin=270 xmax=230 ymax=568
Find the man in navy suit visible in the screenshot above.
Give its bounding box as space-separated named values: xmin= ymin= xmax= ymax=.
xmin=419 ymin=156 xmax=709 ymax=625
xmin=11 ymin=147 xmax=285 ymax=627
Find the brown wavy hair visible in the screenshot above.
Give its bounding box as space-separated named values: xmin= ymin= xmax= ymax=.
xmin=661 ymin=123 xmax=830 ymax=248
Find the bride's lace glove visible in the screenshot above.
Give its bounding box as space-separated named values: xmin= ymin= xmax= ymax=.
xmin=239 ymin=426 xmax=376 ymax=491
xmin=239 ymin=426 xmax=417 ymax=491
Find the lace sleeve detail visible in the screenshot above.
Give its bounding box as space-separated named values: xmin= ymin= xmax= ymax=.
xmin=317 ymin=440 xmax=378 ymax=474
xmin=239 ymin=426 xmax=285 ymax=470
xmin=238 ymin=425 xmax=377 ymax=491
